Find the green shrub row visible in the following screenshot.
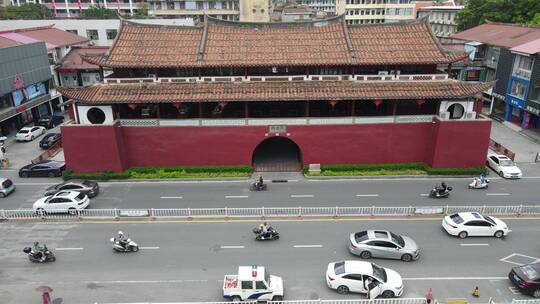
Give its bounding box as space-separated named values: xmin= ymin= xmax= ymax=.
xmin=305 ymin=163 xmax=486 ymax=176
xmin=63 ymin=166 xmax=252 ymax=181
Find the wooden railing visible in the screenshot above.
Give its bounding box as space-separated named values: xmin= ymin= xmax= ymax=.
xmin=31 ymin=140 xmax=63 ymax=164
xmin=489 ymin=139 xmax=515 ymax=161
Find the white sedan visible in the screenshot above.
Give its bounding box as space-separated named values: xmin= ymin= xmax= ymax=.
xmin=487 ymin=154 xmax=522 ymax=179
xmin=326 ymin=260 xmax=403 ymax=298
xmin=442 ymin=212 xmax=511 ymax=238
xmin=33 ymin=191 xmax=90 ymax=214
xmin=16 ymin=126 xmax=46 ymax=142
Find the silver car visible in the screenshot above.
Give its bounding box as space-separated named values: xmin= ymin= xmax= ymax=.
xmin=348 ymin=230 xmax=420 ymax=262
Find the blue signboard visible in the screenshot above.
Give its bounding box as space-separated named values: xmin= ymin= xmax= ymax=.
xmin=507 ymin=95 xmax=525 ymax=109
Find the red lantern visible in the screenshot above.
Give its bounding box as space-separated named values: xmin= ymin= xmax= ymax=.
xmin=416 ymin=99 xmax=426 ymax=106
xmin=128 ymin=103 xmax=137 ymax=110
xmin=173 ymin=102 xmax=182 ymax=109
xmin=372 ymin=99 xmax=383 ymax=109
xmin=219 ymin=101 xmax=227 ymax=109
xmin=329 ymin=100 xmax=338 ymax=109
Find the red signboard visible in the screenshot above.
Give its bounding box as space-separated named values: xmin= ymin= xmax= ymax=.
xmin=12 ymin=74 xmax=24 ymax=90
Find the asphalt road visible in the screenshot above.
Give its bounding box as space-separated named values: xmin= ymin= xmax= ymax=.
xmin=2 ymin=177 xmax=540 ymax=210
xmin=1 ymin=218 xmax=539 ymax=304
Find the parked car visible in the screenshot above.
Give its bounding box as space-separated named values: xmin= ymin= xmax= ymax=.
xmin=36 ymin=114 xmax=64 ymax=129
xmin=39 ymin=133 xmax=62 ymax=150
xmin=45 ymin=180 xmax=99 ymax=198
xmin=326 ymin=260 xmax=403 ymax=298
xmin=33 ymin=190 xmax=90 ymax=214
xmin=486 ymin=154 xmax=522 ymax=179
xmin=442 ymin=212 xmax=511 ymax=239
xmin=0 ymin=178 xmax=15 ymax=198
xmin=19 ymin=160 xmax=66 ymax=178
xmin=15 ymin=126 xmax=45 ymax=142
xmin=348 ymin=230 xmax=420 ymax=262
xmin=509 ymin=262 xmax=540 ymax=298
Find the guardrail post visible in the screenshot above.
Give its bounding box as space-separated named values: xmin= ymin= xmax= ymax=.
xmin=371 ymin=205 xmax=375 ymax=217
xmin=0 ymin=209 xmax=5 ymax=220
xmin=444 ymin=205 xmax=449 ymax=215
xmin=482 ymin=205 xmax=486 ymax=214
xmin=150 ymin=208 xmax=155 ymax=220
xmin=224 ymin=207 xmax=229 ymax=220
xmin=334 ymin=206 xmax=338 ymax=218
xmin=76 ymin=209 xmax=81 ymax=220
xmin=298 ymin=206 xmax=302 ymax=218
xmin=518 ymin=204 xmax=523 ymax=216
xmin=261 ymin=206 xmax=265 ymax=220
xmin=408 ymin=205 xmax=413 ymax=216
xmin=187 ymin=208 xmax=193 ymax=221
xmin=114 ymin=208 xmax=119 ymax=220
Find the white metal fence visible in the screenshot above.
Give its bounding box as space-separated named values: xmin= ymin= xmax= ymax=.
xmin=94 ymin=299 xmax=427 ymax=304
xmin=511 ymin=300 xmax=540 ymax=304
xmin=1 ymin=205 xmax=540 ymax=221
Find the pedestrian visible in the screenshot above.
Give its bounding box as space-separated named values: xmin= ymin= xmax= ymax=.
xmin=364 ymin=277 xmax=374 ymax=299
xmin=472 ymin=286 xmax=480 ymax=297
xmin=42 ymin=291 xmax=51 ymax=304
xmin=425 ymin=288 xmax=433 ymax=304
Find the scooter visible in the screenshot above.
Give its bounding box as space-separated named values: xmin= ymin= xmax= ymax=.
xmin=110 ymin=236 xmax=139 ymax=252
xmin=249 ymin=182 xmax=267 ymax=191
xmin=252 ymin=227 xmax=279 ymax=241
xmin=469 ymin=178 xmax=490 ymax=189
xmin=429 ymin=185 xmax=452 ymax=198
xmin=23 ymin=247 xmax=56 ymax=263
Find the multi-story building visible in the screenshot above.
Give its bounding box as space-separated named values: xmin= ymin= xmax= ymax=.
xmin=147 ymin=0 xmax=242 ymax=22
xmin=57 ymin=17 xmax=491 ymax=173
xmin=9 ymin=0 xmax=141 ymax=17
xmin=0 ymin=19 xmax=194 ymax=46
xmin=341 ymin=0 xmax=416 ymax=25
xmin=281 ymin=6 xmax=317 ymax=22
xmin=451 ymin=22 xmax=540 ymax=132
xmin=296 ymin=0 xmax=340 ymax=15
xmin=416 ymin=4 xmax=463 ymax=43
xmin=0 ymin=42 xmax=57 ymax=136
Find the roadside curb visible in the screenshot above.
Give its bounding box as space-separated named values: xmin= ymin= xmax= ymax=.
xmin=304 ymin=174 xmax=479 ymax=180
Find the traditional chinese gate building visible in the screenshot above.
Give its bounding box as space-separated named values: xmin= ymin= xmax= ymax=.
xmin=58 ymin=16 xmax=492 ymax=172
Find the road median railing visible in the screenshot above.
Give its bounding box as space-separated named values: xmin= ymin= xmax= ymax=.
xmin=1 ymin=205 xmax=540 ymax=221
xmin=93 ymin=299 xmax=428 ymax=304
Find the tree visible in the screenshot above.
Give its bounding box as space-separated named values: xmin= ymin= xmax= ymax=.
xmin=530 ymin=12 xmax=540 ymax=25
xmin=0 ymin=4 xmax=52 ymax=20
xmin=456 ymin=0 xmax=540 ymax=31
xmin=82 ymin=5 xmax=118 ymax=19
xmin=133 ymin=2 xmax=148 ymax=18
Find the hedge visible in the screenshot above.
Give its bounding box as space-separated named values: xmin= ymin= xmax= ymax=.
xmin=305 ymin=163 xmax=486 ymax=176
xmin=63 ymin=166 xmax=252 ymax=180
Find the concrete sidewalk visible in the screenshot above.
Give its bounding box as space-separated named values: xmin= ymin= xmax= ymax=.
xmin=490 ymin=120 xmax=540 ymax=163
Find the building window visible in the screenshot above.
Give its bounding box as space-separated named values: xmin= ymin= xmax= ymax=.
xmin=86 ymin=29 xmax=99 ymax=40
xmin=106 ymin=29 xmax=118 ymax=40
xmin=512 ymin=55 xmax=533 ymax=79
xmin=0 ymin=94 xmax=13 ymax=110
xmin=66 ymin=29 xmax=78 ymax=35
xmin=511 ymin=81 xmax=526 ymax=99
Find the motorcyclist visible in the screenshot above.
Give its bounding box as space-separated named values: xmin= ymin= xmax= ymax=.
xmin=473 ymin=177 xmax=481 ymax=187
xmin=256 ymin=175 xmax=264 ymax=190
xmin=117 ymin=231 xmax=128 ymax=249
xmin=32 ymin=241 xmax=47 ymax=262
xmin=479 ymin=174 xmax=486 ymax=184
xmin=261 ymin=222 xmax=269 ymax=238
xmin=438 ymin=182 xmax=447 ymax=195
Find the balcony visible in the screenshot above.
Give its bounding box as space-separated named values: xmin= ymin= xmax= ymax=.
xmin=103 ymin=73 xmax=449 ymax=84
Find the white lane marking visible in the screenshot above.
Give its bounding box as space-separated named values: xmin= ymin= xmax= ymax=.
xmin=355 ymin=194 xmax=379 ymax=197
xmin=508 ymin=287 xmax=521 ymax=294
xmin=220 ymin=245 xmax=245 ymax=249
xmin=486 ymin=193 xmax=510 ymax=196
xmin=460 ymin=243 xmax=489 ymax=247
xmin=82 ymin=279 xmax=208 ymax=284
xmin=55 ymin=247 xmax=84 ymax=251
xmin=403 ymin=276 xmax=506 ymax=280
xmin=293 ymin=244 xmax=323 ymax=248
xmin=160 ymin=196 xmax=183 ymax=199
xmin=290 ymin=194 xmax=314 ymax=198
xmin=139 ymin=246 xmax=160 ymax=250
xmin=420 ymin=194 xmax=429 ymax=196
xmin=225 ymin=195 xmax=248 ymax=199
xmin=500 ymin=253 xmax=540 ymax=266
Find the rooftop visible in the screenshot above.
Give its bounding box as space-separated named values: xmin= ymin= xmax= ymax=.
xmin=59 ymin=46 xmax=109 ymax=71
xmin=510 ymin=38 xmax=540 ymax=55
xmin=452 ymin=22 xmax=540 ymax=48
xmin=0 ymin=25 xmax=89 ymax=50
xmin=57 ymin=80 xmax=493 ymax=104
xmin=83 ymin=16 xmax=464 ymax=69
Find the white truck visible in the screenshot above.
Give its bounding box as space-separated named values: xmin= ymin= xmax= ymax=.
xmin=223 ymin=266 xmax=284 ymax=302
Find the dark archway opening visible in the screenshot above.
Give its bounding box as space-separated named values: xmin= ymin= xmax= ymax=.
xmin=252 ymin=137 xmax=302 ymax=172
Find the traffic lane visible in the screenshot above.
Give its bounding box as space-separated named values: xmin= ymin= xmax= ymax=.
xmin=3 ymin=219 xmax=539 ymax=287
xmin=0 ymin=182 xmax=52 ymax=209
xmin=80 ymin=178 xmax=540 ymax=209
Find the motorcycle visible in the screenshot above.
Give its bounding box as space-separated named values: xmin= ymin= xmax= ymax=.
xmin=23 ymin=246 xmax=56 ymax=263
xmin=429 ymin=185 xmax=452 ymax=198
xmin=110 ymin=236 xmax=139 ymax=252
xmin=249 ymin=182 xmax=267 ymax=191
xmin=252 ymin=227 xmax=279 ymax=241
xmin=469 ymin=178 xmax=490 ymax=189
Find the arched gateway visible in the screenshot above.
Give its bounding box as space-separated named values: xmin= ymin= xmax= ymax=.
xmin=252 ymin=137 xmax=303 ymax=172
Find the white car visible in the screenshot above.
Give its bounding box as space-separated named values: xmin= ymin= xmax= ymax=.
xmin=16 ymin=126 xmax=45 ymax=142
xmin=442 ymin=212 xmax=511 ymax=239
xmin=326 ymin=260 xmax=403 ymax=298
xmin=487 ymin=154 xmax=522 ymax=179
xmin=33 ymin=191 xmax=90 ymax=214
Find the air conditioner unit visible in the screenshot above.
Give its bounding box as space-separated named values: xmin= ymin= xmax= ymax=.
xmin=439 ymin=112 xmax=449 ymax=120
xmin=465 ymin=112 xmax=476 ymax=119
xmin=378 ymin=71 xmax=389 ymax=75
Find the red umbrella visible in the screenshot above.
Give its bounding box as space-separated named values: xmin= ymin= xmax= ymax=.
xmin=35 ymin=286 xmax=53 ymax=293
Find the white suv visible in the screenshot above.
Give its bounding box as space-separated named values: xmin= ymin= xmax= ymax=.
xmin=33 ymin=191 xmax=90 ymax=214
xmin=326 ymin=260 xmax=403 ymax=298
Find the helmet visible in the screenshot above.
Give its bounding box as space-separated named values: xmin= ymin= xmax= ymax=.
xmin=263 ymin=222 xmax=267 ymax=226
xmin=441 ymin=182 xmax=446 ymax=187
xmin=33 ymin=241 xmax=39 ymax=247
xmin=118 ymin=231 xmax=124 ymax=236
xmin=259 ymin=224 xmax=264 ymax=228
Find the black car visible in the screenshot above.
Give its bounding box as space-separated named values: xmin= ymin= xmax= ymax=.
xmin=45 ymin=180 xmax=99 ymax=198
xmin=39 ymin=133 xmax=62 ymax=150
xmin=36 ymin=115 xmax=64 ymax=129
xmin=509 ymin=262 xmax=540 ymax=298
xmin=19 ymin=160 xmax=66 ymax=178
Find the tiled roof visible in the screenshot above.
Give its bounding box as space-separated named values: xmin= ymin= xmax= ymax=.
xmin=83 ymin=17 xmax=462 ymax=68
xmin=57 ymin=80 xmax=492 ymax=104
xmin=452 ymin=22 xmax=540 ymax=48
xmin=59 ymin=46 xmax=109 ymax=70
xmin=510 ymin=38 xmax=540 ymax=55
xmin=0 ymin=36 xmax=20 ymax=48
xmin=0 ymin=25 xmax=90 ymax=49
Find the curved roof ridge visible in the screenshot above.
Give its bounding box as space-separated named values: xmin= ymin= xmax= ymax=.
xmin=206 ymin=14 xmax=345 ymax=29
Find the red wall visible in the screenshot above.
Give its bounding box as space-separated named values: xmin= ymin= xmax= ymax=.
xmin=62 ymin=119 xmax=491 ymax=172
